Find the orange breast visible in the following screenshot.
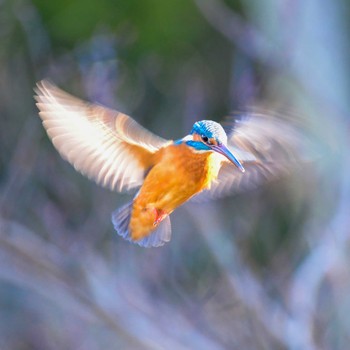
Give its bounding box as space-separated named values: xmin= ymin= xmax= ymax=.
xmin=129 ymin=143 xmax=222 ymax=240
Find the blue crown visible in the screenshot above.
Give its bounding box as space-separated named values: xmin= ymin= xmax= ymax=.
xmin=191 ymin=120 xmax=228 ymax=145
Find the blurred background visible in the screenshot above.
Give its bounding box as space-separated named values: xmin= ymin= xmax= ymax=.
xmin=0 ymin=0 xmax=349 ymax=349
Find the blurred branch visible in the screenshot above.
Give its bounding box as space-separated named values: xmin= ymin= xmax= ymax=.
xmin=0 ymin=119 xmax=40 ymax=218
xmin=189 ymin=195 xmax=350 ymax=350
xmin=287 ymin=153 xmax=350 ymax=349
xmin=0 ymin=218 xmax=222 ymax=349
xmin=0 ymin=218 xmax=153 ymax=349
xmin=190 ymin=205 xmax=290 ymax=347
xmin=193 ymin=0 xmax=284 ymax=68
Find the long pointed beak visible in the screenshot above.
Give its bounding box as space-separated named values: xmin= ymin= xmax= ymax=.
xmin=211 ymin=144 xmax=245 ymax=173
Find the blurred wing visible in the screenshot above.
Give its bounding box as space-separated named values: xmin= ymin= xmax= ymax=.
xmin=193 ymin=112 xmax=311 ymax=201
xmin=35 ymin=80 xmax=170 ymax=192
xmin=228 ymin=112 xmax=308 ymax=163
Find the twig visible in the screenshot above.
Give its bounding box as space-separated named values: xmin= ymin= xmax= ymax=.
xmin=193 ymin=0 xmax=284 ymax=68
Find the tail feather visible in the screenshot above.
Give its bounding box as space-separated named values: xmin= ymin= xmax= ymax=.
xmin=111 ymin=202 xmax=133 ymax=240
xmin=111 ymin=202 xmax=172 ymax=248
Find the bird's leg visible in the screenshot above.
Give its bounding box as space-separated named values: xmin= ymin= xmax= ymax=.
xmin=153 ymin=208 xmax=167 ymax=226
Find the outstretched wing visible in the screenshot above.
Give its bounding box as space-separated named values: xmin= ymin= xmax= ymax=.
xmin=193 ymin=112 xmax=313 ymax=201
xmin=35 ymin=80 xmax=170 ymax=192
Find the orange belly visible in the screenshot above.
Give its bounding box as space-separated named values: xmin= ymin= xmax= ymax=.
xmin=129 ymin=143 xmax=222 ymax=240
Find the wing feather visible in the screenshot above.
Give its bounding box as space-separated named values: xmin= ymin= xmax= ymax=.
xmin=230 ymin=113 xmax=307 ymax=163
xmin=35 ymin=80 xmax=170 ymax=192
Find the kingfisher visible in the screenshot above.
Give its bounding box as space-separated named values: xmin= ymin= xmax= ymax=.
xmin=35 ymin=80 xmax=306 ymax=247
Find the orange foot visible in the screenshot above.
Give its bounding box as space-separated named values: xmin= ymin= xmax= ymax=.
xmin=153 ymin=208 xmax=167 ymax=226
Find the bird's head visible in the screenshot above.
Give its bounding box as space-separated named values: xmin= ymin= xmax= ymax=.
xmin=185 ymin=120 xmax=245 ymax=173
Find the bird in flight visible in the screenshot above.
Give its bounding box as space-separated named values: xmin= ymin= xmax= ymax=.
xmin=35 ymin=80 xmax=307 ymax=247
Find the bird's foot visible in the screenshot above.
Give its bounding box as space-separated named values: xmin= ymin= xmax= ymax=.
xmin=153 ymin=208 xmax=167 ymax=226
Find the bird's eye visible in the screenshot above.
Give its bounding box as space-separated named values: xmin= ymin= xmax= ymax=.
xmin=201 ymin=135 xmax=209 ymax=143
